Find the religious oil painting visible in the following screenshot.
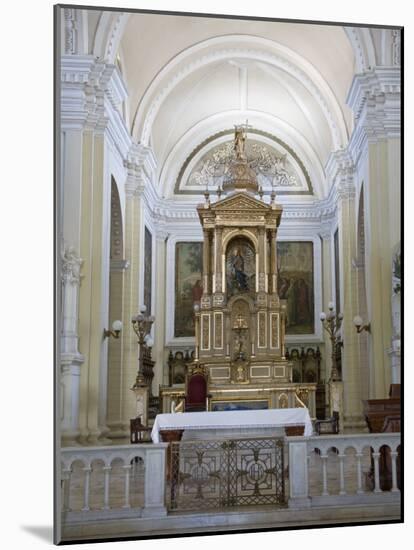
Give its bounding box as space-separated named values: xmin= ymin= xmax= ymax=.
xmin=277 ymin=241 xmax=314 ymax=334
xmin=56 ymin=3 xmax=402 ymax=545
xmin=174 ymin=242 xmax=203 ymax=337
xmin=226 ymin=237 xmax=256 ymax=298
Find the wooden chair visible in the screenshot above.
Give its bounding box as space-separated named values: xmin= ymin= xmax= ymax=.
xmin=184 ymin=368 xmax=210 ymax=412
xmin=314 ymin=411 xmax=339 ymax=435
xmin=130 ymin=417 xmax=152 ymax=443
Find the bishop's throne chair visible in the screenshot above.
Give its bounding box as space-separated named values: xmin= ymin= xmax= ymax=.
xmin=184 ymin=367 xmax=210 ymax=412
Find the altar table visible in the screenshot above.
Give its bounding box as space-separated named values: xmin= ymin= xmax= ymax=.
xmin=151 ymin=408 xmax=313 ymax=443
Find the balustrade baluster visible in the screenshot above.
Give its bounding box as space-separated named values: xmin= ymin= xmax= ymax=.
xmin=123 ymin=464 xmax=132 ymax=508
xmin=338 ymin=454 xmax=346 ymax=495
xmin=102 ymin=466 xmax=112 ymax=510
xmin=321 ymin=454 xmax=328 ymax=496
xmin=391 ymin=451 xmax=399 ymax=492
xmin=62 ymin=467 xmax=72 ymax=512
xmin=355 ymin=453 xmax=363 ymax=494
xmin=372 ymin=451 xmax=381 ymax=493
xmin=82 ymin=466 xmax=92 ymax=511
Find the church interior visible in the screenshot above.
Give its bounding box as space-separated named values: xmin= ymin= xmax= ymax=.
xmin=58 ymin=6 xmax=401 ymax=542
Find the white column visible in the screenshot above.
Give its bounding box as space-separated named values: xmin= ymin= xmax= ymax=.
xmin=288 ymin=439 xmax=311 ymax=508
xmin=60 ymin=246 xmax=84 ymax=446
xmin=142 ymin=445 xmax=168 ymax=517
xmin=347 ymin=68 xmax=401 ymax=399
xmin=123 ymin=464 xmax=132 ymax=508
xmin=321 ymin=454 xmax=329 ymax=496
xmin=390 ymin=451 xmax=399 ymax=492
xmin=153 ymin=231 xmax=168 ymax=389
xmin=338 ymin=453 xmax=346 ymax=495
xmin=82 ymin=466 xmax=92 ymax=511
xmin=356 ymin=452 xmax=363 ymax=494
xmin=372 ymin=451 xmax=381 ymax=493
xmin=102 ymin=465 xmax=112 ymax=510
xmin=62 ymin=467 xmax=72 ymax=512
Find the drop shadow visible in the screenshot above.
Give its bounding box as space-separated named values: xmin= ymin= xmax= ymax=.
xmin=21 ymin=525 xmax=54 ymax=543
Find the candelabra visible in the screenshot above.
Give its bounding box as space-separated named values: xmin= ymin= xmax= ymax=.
xmin=320 ymin=302 xmax=343 ymax=381
xmin=132 ymin=305 xmax=155 ymax=388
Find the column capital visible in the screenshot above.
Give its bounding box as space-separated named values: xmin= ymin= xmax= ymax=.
xmin=61 ymin=245 xmax=83 ymax=285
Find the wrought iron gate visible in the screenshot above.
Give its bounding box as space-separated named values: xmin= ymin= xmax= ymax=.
xmin=169 ymin=437 xmax=285 ymax=511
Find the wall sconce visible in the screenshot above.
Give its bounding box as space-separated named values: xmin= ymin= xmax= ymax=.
xmin=104 ymin=320 xmax=123 ymax=339
xmin=353 ymin=315 xmax=371 ymax=333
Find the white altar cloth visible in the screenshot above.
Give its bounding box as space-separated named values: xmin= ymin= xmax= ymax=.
xmin=151 ymin=408 xmax=313 ymax=443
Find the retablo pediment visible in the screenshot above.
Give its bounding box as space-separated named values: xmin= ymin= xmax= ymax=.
xmin=211 ymin=193 xmax=271 ymax=212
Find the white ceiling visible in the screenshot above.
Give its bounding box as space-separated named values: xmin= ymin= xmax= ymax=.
xmin=117 ymin=13 xmax=356 ymax=200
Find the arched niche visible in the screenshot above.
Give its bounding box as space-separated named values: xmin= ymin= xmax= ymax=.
xmin=225 ymin=236 xmax=257 ymax=299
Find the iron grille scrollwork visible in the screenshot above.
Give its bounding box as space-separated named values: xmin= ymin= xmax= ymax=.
xmin=169 ymin=437 xmax=285 ymax=511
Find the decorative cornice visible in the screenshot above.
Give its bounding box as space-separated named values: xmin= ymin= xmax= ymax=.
xmin=124 ymin=143 xmax=158 ymax=199
xmin=60 ymin=56 xmax=132 ymax=159
xmin=346 ymin=67 xmax=401 ymax=145
xmin=61 ymin=246 xmax=83 ymax=285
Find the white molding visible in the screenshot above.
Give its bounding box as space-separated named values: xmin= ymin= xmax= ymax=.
xmin=346 ymin=67 xmax=401 ymax=150
xmin=60 ymin=56 xmax=132 ymax=161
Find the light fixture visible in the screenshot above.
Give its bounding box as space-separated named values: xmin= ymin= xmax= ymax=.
xmin=103 ymin=320 xmax=122 ymax=339
xmin=320 ymin=302 xmax=343 ymax=381
xmin=132 ymin=307 xmax=155 ymax=387
xmin=353 ymin=315 xmax=371 ymax=333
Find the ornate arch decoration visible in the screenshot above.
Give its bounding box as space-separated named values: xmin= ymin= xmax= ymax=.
xmin=93 ymin=12 xmax=130 ymax=63
xmin=159 ymin=109 xmax=326 ymax=198
xmin=222 ymin=229 xmax=258 ymax=253
xmin=343 ymin=27 xmax=377 ymax=73
xmin=132 ymin=34 xmax=349 ymax=150
xmin=227 ymin=293 xmax=256 ymax=313
xmin=174 ymin=128 xmax=314 ymax=196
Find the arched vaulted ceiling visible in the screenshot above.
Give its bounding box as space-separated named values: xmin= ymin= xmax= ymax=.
xmin=89 ymin=11 xmax=374 ymax=201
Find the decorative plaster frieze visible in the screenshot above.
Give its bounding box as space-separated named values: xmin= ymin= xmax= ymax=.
xmin=63 ymin=8 xmax=77 ymax=55
xmin=391 ymin=30 xmax=401 ymax=67
xmin=62 ymin=246 xmax=83 ymax=285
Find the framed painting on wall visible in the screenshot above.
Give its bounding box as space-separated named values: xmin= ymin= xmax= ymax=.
xmin=277 ymin=241 xmax=314 ymax=334
xmin=174 ymin=242 xmax=203 ymax=337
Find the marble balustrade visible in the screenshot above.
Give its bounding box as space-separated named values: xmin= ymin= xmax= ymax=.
xmin=60 ymin=432 xmax=400 ymax=526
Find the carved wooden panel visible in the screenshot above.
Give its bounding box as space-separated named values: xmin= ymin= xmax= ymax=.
xmin=201 ymin=314 xmax=210 ymax=351
xmin=257 ymin=311 xmax=266 ymax=348
xmin=270 ymin=313 xmax=280 ymax=348
xmin=214 ymin=312 xmax=223 ymax=349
